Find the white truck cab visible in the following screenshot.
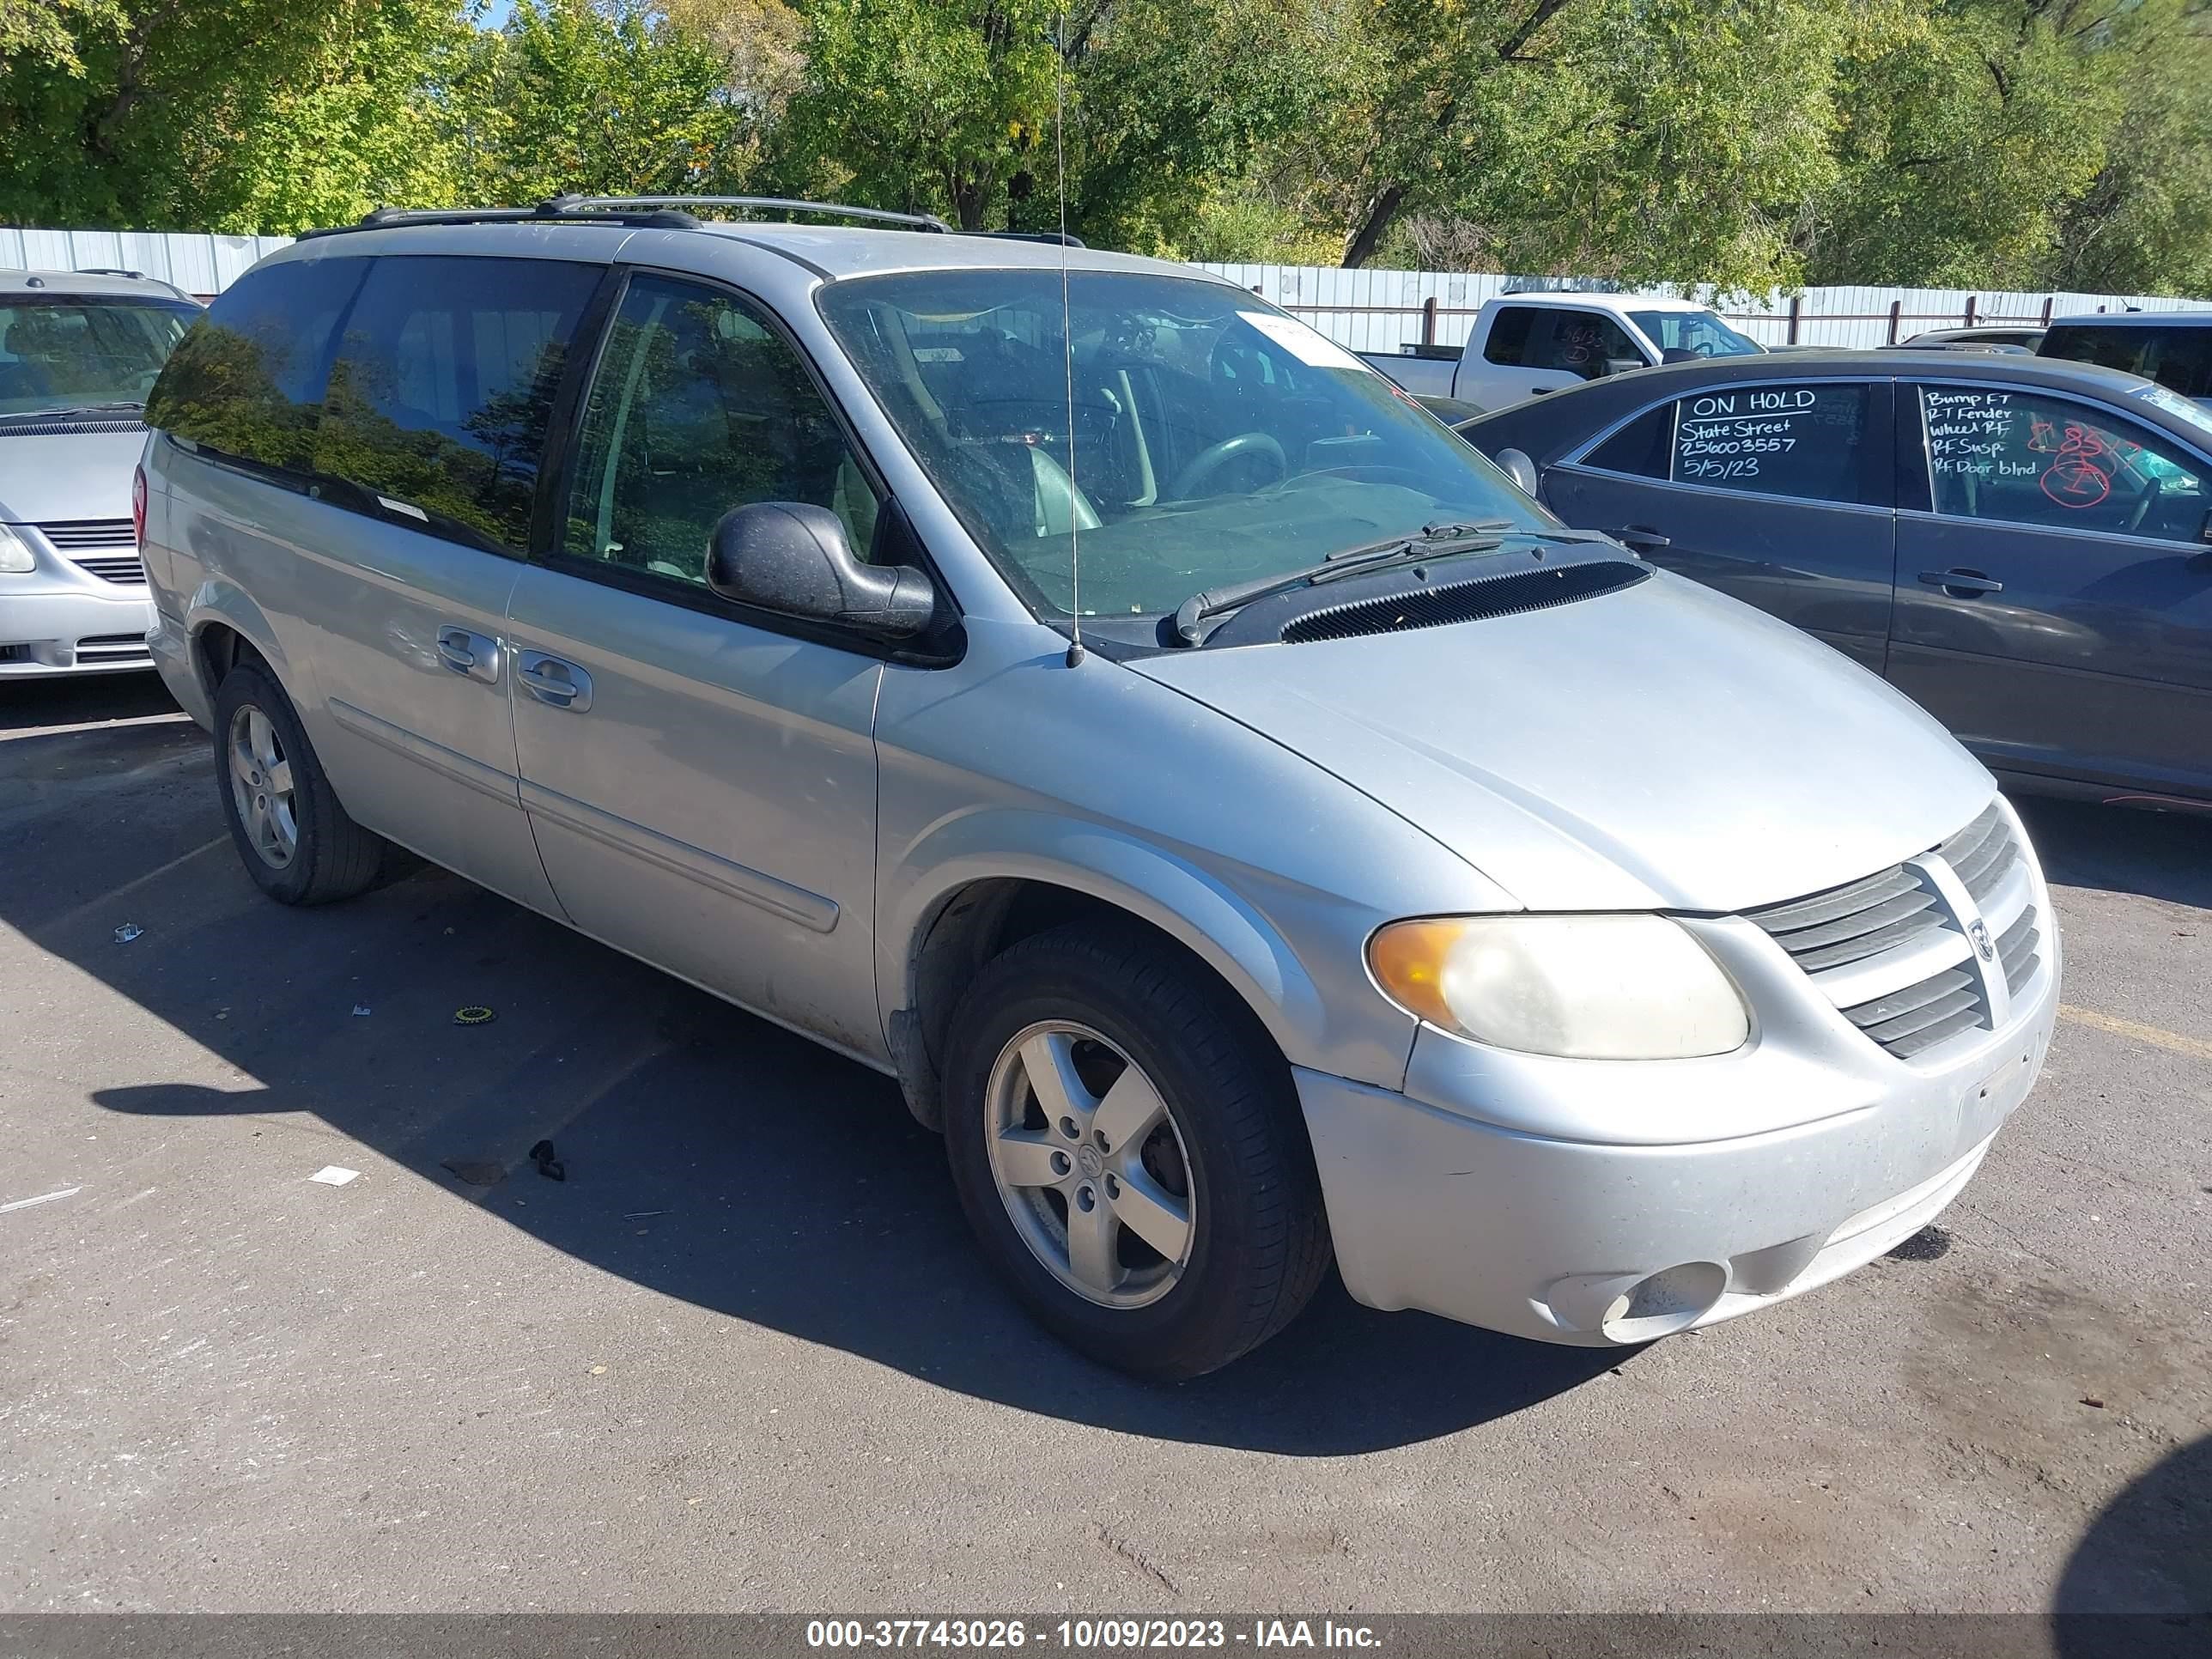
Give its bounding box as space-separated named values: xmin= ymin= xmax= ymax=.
xmin=1360 ymin=291 xmax=1765 ymax=411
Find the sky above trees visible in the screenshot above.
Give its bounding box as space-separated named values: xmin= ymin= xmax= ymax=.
xmin=3 ymin=0 xmax=2208 ymax=295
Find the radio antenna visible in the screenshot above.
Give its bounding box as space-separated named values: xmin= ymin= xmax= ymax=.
xmin=1056 ymin=7 xmax=1085 ymax=667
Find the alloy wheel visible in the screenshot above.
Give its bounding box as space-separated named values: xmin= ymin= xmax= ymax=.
xmin=984 ymin=1020 xmax=1197 ymax=1309
xmin=227 ymin=703 xmax=297 ymax=870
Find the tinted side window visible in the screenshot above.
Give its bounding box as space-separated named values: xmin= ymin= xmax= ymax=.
xmin=1919 ymin=385 xmax=2208 ymax=538
xmin=1521 ymin=309 xmax=1644 ymax=379
xmin=2043 ymin=324 xmax=2212 ymax=398
xmin=1582 ymin=401 xmax=1674 ymax=477
xmin=561 ymin=275 xmax=878 ymax=590
xmin=313 ymin=257 xmax=599 ymax=552
xmin=1483 ymin=307 xmax=1535 ymax=366
xmin=1670 ymin=383 xmax=1876 ymax=503
xmin=146 ymin=258 xmax=369 ymax=473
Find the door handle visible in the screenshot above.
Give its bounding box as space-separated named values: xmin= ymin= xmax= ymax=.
xmin=1919 ymin=568 xmax=2004 ymax=597
xmin=1612 ymin=526 xmax=1672 ymax=550
xmin=516 ymin=651 xmax=593 ymax=713
xmin=1528 ymin=385 xmax=1554 ymax=396
xmin=434 ymin=625 xmax=500 ymax=684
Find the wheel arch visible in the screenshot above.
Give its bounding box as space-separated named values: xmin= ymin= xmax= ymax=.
xmin=880 ymin=819 xmax=1334 ymax=1131
xmin=186 ymin=580 xmax=289 ymax=703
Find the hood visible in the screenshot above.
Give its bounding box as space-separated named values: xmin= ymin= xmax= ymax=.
xmin=0 ymin=428 xmax=146 ymax=524
xmin=1131 ymin=570 xmax=1994 ymax=914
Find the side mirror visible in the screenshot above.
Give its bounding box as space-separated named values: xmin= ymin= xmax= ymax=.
xmin=707 ymin=501 xmax=935 ymax=641
xmin=1496 ymin=447 xmax=1541 ymax=497
xmin=1600 ymin=356 xmax=1646 ymax=378
xmin=2199 ymin=506 xmax=2212 ymax=546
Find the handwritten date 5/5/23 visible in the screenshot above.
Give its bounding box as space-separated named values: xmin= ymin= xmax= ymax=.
xmin=804 ymin=1620 xmax=1382 ymax=1650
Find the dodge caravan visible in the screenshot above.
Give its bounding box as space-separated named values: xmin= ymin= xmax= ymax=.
xmin=139 ymin=199 xmax=2059 ymax=1377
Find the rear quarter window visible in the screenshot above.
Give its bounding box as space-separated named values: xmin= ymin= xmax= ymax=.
xmin=146 ymin=258 xmax=370 ymax=472
xmin=1581 ymin=401 xmax=1674 ymax=477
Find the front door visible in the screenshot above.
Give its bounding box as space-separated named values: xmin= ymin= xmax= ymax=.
xmin=1545 ymin=378 xmax=1898 ymax=669
xmin=1890 ymin=380 xmax=2212 ymax=799
xmin=294 ymin=252 xmax=604 ymax=911
xmin=504 ymin=270 xmax=890 ymax=1060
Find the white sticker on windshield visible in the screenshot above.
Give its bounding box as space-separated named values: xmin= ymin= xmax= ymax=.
xmin=1237 ymin=311 xmax=1368 ymax=374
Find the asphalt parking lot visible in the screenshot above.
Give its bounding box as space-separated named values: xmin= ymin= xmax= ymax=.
xmin=2 ymin=674 xmax=2206 ymax=1615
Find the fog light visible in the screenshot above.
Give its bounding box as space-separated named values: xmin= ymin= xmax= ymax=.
xmin=1597 ymin=1261 xmax=1728 ymax=1343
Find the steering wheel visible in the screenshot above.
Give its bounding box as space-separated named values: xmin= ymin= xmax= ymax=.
xmin=1169 ymin=431 xmax=1287 ymax=500
xmin=2123 ymin=475 xmax=2162 ymax=535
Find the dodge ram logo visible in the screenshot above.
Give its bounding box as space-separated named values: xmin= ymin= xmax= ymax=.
xmin=1969 ymin=918 xmax=1996 ymax=962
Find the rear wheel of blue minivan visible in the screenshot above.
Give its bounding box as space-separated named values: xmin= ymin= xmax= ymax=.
xmin=943 ymin=921 xmax=1331 ymax=1379
xmin=212 ymin=662 xmax=387 ymax=906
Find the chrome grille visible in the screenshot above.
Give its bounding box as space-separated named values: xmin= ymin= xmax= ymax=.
xmin=70 ymin=553 xmax=147 ymax=585
xmin=1749 ymin=800 xmax=2042 ymax=1061
xmin=37 ymin=518 xmax=137 ymax=550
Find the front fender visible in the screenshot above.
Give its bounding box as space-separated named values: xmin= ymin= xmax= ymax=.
xmin=880 ymin=805 xmax=1411 ymax=1095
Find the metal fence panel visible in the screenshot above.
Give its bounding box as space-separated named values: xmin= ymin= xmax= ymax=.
xmin=6 ymin=228 xmax=2209 ymax=335
xmin=1198 ymin=263 xmax=2212 ymax=350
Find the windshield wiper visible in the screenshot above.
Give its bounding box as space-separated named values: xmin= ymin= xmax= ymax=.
xmin=0 ymin=400 xmax=146 ymax=423
xmin=1171 ymin=519 xmax=1515 ymax=646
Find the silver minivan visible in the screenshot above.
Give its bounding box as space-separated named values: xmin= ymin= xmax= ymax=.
xmin=2 ymin=270 xmax=199 ymax=678
xmin=140 ymin=200 xmax=2060 ymax=1377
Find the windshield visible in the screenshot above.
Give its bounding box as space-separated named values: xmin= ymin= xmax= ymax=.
xmin=0 ymin=296 xmax=198 ymax=416
xmin=2131 ymin=380 xmax=2212 ymax=438
xmin=1630 ymin=308 xmax=1762 ymax=360
xmin=817 ymin=270 xmax=1556 ymax=634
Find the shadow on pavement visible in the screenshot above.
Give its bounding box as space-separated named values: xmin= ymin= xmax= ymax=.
xmin=18 ymin=696 xmax=2202 ymax=1454
xmin=5 ymin=684 xmax=1619 ymax=1455
xmin=0 ymin=671 xmax=178 ymax=732
xmin=2012 ymin=793 xmax=2212 ymax=910
xmin=2055 ymin=1433 xmax=2211 ymax=1623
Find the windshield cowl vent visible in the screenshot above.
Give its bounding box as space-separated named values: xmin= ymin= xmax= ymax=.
xmin=1278 ymin=560 xmax=1650 ymax=645
xmin=0 ymin=416 xmax=148 ymax=438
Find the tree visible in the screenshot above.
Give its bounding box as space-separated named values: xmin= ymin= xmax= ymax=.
xmin=1808 ymin=1 xmax=2121 ymax=286
xmin=774 ymin=0 xmax=1061 ymax=229
xmin=2039 ymin=0 xmax=2212 ymax=295
xmin=473 ymin=2 xmax=761 ymax=202
xmin=1060 ymin=0 xmax=1351 ymax=257
xmin=1316 ymin=0 xmax=1849 ymax=290
xmin=0 ymin=1 xmax=471 ymax=232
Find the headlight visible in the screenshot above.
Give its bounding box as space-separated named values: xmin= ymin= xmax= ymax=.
xmin=0 ymin=523 xmax=35 ymax=574
xmin=1368 ymin=915 xmax=1749 ymax=1060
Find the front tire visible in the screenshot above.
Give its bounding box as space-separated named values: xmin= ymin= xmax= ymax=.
xmin=212 ymin=662 xmax=386 ymax=905
xmin=943 ymin=921 xmax=1330 ymax=1380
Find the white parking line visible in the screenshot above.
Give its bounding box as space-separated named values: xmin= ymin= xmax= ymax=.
xmin=0 ymin=1186 xmax=82 ymax=1214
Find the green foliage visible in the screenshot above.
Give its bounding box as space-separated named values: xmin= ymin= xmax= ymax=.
xmin=1064 ymin=0 xmax=1350 ymax=257
xmin=774 ymin=0 xmax=1062 ymax=229
xmin=5 ymin=0 xmax=2212 ymax=295
xmin=1811 ymin=1 xmax=2119 ymax=286
xmin=0 ymin=2 xmax=471 ymax=232
xmin=472 ymin=1 xmax=761 ymax=202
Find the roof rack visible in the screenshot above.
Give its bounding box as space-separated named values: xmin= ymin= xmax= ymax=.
xmin=969 ymin=230 xmax=1087 ymax=248
xmin=298 ymin=193 xmax=958 ymax=241
xmin=555 ymin=194 xmax=955 ymax=233
xmin=66 ymin=266 xmax=194 ymax=300
xmin=296 ymin=200 xmax=698 ymax=240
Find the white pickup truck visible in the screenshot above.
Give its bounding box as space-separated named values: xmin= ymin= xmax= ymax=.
xmin=1358 ymin=291 xmax=1765 ymax=411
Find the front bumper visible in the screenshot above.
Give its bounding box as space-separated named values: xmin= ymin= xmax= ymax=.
xmin=1299 ymin=822 xmax=2061 ymax=1346
xmin=0 ymin=585 xmax=156 ymax=677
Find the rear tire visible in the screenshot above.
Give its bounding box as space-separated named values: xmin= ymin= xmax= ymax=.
xmin=943 ymin=921 xmax=1331 ymax=1380
xmin=213 ymin=663 xmax=386 ymax=905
